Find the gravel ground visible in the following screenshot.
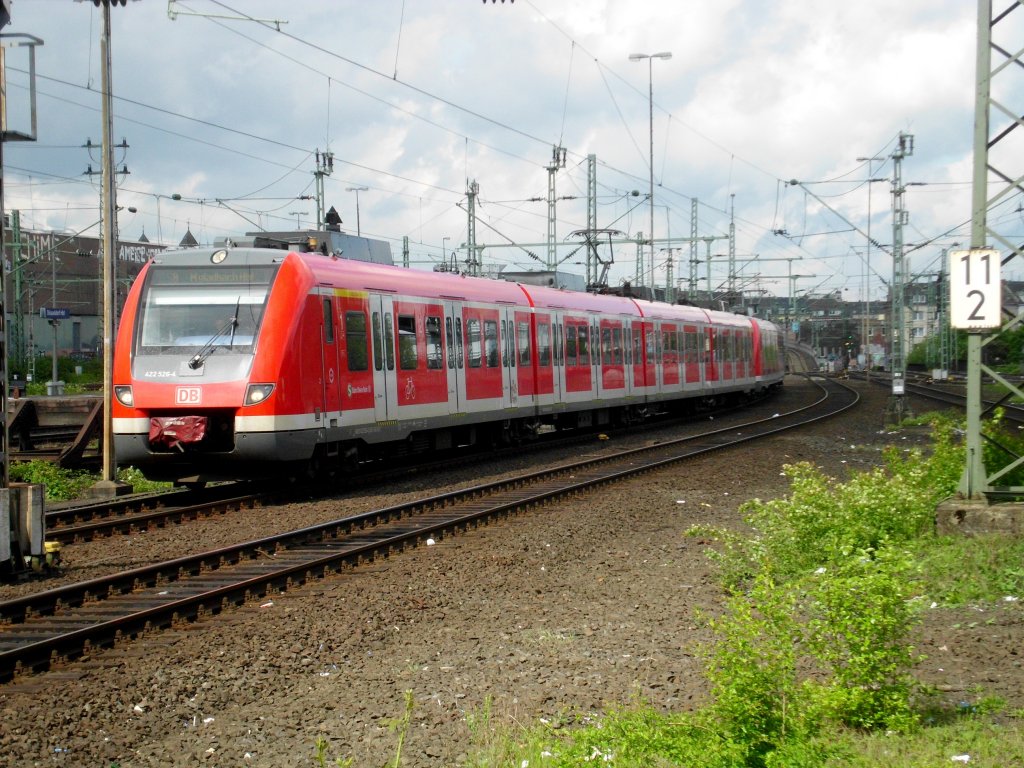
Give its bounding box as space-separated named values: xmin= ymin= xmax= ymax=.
xmin=1 ymin=375 xmax=1021 ymax=767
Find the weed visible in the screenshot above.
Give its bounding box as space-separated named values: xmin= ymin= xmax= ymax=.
xmin=313 ymin=736 xmax=353 ymax=767
xmin=385 ymin=689 xmax=415 ymax=767
xmin=9 ymin=461 xmax=95 ymax=501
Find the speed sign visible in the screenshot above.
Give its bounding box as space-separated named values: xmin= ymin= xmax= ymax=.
xmin=950 ymin=248 xmax=1001 ymax=329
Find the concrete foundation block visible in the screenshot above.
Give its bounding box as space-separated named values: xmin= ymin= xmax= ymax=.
xmin=936 ymin=497 xmax=1024 ymax=536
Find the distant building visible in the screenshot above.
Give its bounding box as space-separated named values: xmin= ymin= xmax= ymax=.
xmin=2 ymin=222 xmax=165 ymax=375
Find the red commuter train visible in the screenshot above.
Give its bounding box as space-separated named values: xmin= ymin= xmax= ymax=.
xmin=112 ymin=232 xmax=785 ymax=483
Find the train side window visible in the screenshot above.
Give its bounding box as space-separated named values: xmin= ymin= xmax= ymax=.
xmin=601 ymin=327 xmax=612 ymax=365
xmin=518 ymin=321 xmax=531 ymax=366
xmin=485 ymin=320 xmax=499 ymax=367
xmin=467 ymin=318 xmax=482 ymax=368
xmin=322 ymin=298 xmax=335 ymax=343
xmin=384 ymin=313 xmax=395 ymax=371
xmin=537 ymin=322 xmax=551 ymax=366
xmin=632 ymin=328 xmax=642 ymax=364
xmin=578 ymin=325 xmax=590 ymax=366
xmin=426 ymin=315 xmax=443 ymax=370
xmin=566 ymin=325 xmax=578 ymax=366
xmin=372 ymin=311 xmax=383 ymax=372
xmin=457 ymin=318 xmax=465 ymax=369
xmin=500 ymin=320 xmax=509 ymax=367
xmin=554 ymin=322 xmax=563 ymax=365
xmin=507 ymin=321 xmax=515 ymax=368
xmin=398 ymin=314 xmax=418 ymax=370
xmin=345 ymin=311 xmax=369 ymax=372
xmin=445 ymin=317 xmax=455 ymax=369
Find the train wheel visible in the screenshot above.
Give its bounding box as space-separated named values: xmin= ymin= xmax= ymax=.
xmin=341 ymin=444 xmax=360 ymax=474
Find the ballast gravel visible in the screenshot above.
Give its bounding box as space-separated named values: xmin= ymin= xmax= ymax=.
xmin=1 ymin=375 xmax=1021 ymax=767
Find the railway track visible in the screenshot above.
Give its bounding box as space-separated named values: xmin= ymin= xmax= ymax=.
xmin=0 ymin=374 xmax=855 ymax=682
xmin=43 ymin=483 xmax=266 ymax=544
xmin=848 ymin=370 xmax=1024 ymax=423
xmin=37 ymin=388 xmax=787 ymax=545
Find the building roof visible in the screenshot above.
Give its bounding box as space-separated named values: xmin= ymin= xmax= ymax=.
xmin=179 ymin=228 xmax=198 ymax=248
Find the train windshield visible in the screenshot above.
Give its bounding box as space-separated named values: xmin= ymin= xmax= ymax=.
xmin=136 ymin=264 xmax=278 ymax=355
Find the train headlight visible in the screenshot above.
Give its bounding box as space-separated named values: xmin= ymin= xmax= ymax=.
xmin=244 ymin=383 xmax=275 ymax=406
xmin=114 ymin=385 xmax=134 ymax=407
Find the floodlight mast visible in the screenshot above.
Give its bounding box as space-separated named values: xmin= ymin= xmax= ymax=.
xmin=629 ymin=51 xmax=671 ymax=291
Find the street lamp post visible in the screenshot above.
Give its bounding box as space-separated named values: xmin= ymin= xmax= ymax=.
xmin=346 ymin=186 xmax=368 ymax=236
xmin=629 ymin=51 xmax=671 ymax=293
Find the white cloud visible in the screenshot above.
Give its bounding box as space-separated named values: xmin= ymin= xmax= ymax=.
xmin=0 ymin=0 xmax=1001 ymax=295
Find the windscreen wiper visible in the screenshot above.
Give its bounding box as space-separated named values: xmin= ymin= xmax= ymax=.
xmin=187 ymin=298 xmax=240 ymax=370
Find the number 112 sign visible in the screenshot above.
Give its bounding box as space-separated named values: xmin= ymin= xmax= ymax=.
xmin=950 ymin=248 xmax=1001 ymax=329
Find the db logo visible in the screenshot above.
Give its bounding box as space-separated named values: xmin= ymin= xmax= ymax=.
xmin=175 ymin=386 xmax=202 ymax=405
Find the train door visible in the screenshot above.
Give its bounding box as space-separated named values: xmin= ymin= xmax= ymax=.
xmin=546 ymin=312 xmax=565 ymax=409
xmin=532 ymin=311 xmax=556 ymax=407
xmin=370 ymin=294 xmax=398 ymax=422
xmin=631 ymin=322 xmax=643 ymax=390
xmin=502 ymin=307 xmax=519 ymax=409
xmin=443 ymin=301 xmax=464 ymax=414
xmin=513 ymin=310 xmax=535 ymax=406
xmin=683 ymin=325 xmax=700 ymax=390
xmin=651 ymin=321 xmax=664 ymax=394
xmin=623 ymin=320 xmax=635 ymax=394
xmin=704 ymin=326 xmax=718 ymax=383
xmin=320 ymin=295 xmax=342 ymax=426
xmin=662 ymin=323 xmax=680 ymax=392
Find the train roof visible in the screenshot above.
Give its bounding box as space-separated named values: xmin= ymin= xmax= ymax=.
xmin=145 ymin=246 xmax=767 ymax=328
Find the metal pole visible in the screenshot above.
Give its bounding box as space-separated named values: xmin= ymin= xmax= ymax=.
xmin=646 ymin=57 xmax=654 ymax=290
xmin=100 ymin=2 xmax=118 ymax=484
xmin=0 ymin=49 xmax=6 ymax=489
xmin=50 ymin=251 xmax=57 ymax=390
xmin=629 ymin=52 xmax=670 ymax=290
xmin=959 ymin=0 xmax=993 ymax=497
xmin=346 ymin=186 xmax=368 ymax=236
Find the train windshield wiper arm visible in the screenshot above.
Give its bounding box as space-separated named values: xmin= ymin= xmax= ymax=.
xmin=187 ymin=298 xmax=240 ymax=370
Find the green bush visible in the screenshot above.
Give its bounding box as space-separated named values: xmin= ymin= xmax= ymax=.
xmin=803 ymin=547 xmax=919 ymax=731
xmin=9 ymin=461 xmax=96 ymax=500
xmin=703 ymin=574 xmax=814 ymax=763
xmin=683 ymin=416 xmax=963 ymax=758
xmin=473 ymin=413 xmax=1024 ymax=767
xmin=8 ymin=461 xmax=171 ymax=500
xmin=698 ymin=415 xmax=962 ymax=588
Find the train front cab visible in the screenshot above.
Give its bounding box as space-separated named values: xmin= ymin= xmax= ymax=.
xmin=112 ymin=247 xmax=307 ymax=481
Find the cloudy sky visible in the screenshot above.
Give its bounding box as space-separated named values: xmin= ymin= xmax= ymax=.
xmin=2 ymin=0 xmax=1016 ymax=303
